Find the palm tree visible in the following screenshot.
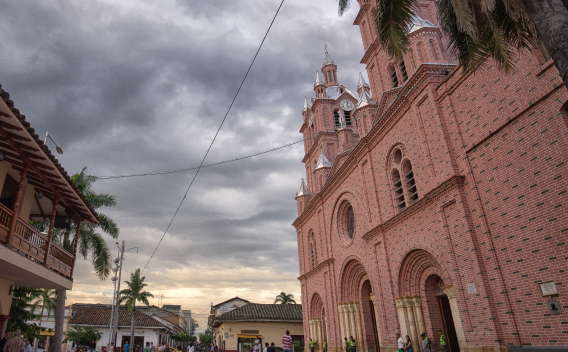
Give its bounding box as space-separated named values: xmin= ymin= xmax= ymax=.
xmin=337 ymin=0 xmax=568 ymax=87
xmin=31 ymin=289 xmax=57 ymax=352
xmin=119 ymin=268 xmax=154 ymax=351
xmin=274 ymin=292 xmax=297 ymax=304
xmin=70 ymin=167 xmax=120 ymax=279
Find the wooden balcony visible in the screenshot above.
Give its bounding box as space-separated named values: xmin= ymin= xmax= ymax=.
xmin=0 ymin=202 xmax=74 ymax=279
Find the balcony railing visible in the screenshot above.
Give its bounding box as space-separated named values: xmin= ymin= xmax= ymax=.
xmin=0 ymin=202 xmax=75 ymax=278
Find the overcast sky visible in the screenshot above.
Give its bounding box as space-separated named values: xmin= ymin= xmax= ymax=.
xmin=0 ymin=0 xmax=366 ymax=331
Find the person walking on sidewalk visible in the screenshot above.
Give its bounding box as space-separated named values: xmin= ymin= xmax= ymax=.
xmin=282 ymin=331 xmax=292 ymax=352
xmin=420 ymin=333 xmax=431 ymax=352
xmin=323 ymin=340 xmax=327 ymax=352
xmin=343 ymin=338 xmax=348 ymax=352
xmin=396 ymin=333 xmax=404 ymax=352
xmin=309 ymin=339 xmax=315 ymax=352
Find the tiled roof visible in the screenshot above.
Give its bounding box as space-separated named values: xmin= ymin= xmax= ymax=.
xmin=214 ymin=304 xmax=302 ymax=324
xmin=69 ymin=306 xmax=166 ymax=328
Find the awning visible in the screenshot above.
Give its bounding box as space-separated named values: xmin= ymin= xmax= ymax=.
xmin=40 ymin=331 xmax=55 ymax=336
xmin=237 ymin=335 xmax=262 ymax=339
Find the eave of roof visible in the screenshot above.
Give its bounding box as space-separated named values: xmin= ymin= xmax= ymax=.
xmin=0 ymin=83 xmax=99 ymax=223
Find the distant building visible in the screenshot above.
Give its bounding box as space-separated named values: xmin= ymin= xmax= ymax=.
xmin=67 ymin=304 xmax=183 ymax=351
xmin=181 ymin=310 xmax=194 ymax=335
xmin=136 ymin=305 xmax=187 ymax=333
xmin=211 ymin=304 xmax=304 ymax=352
xmin=208 ymin=297 xmax=250 ymax=328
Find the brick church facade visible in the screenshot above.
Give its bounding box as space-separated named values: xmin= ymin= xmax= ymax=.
xmin=292 ymin=1 xmax=568 ymax=352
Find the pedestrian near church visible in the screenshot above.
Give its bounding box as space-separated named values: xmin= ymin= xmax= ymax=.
xmin=348 ymin=336 xmax=356 ymax=352
xmin=403 ymin=336 xmax=413 ymax=352
xmin=4 ymin=330 xmax=24 ymax=352
xmin=323 ymin=340 xmax=327 ymax=352
xmin=309 ymin=339 xmax=315 ymax=352
xmin=282 ymin=331 xmax=292 ymax=352
xmin=420 ymin=333 xmax=431 ymax=352
xmin=124 ymin=341 xmax=130 ymax=352
xmin=0 ymin=330 xmax=11 ymax=352
xmin=396 ymin=333 xmax=404 ymax=352
xmin=263 ymin=343 xmax=268 ymax=352
xmin=343 ymin=338 xmax=348 ymax=352
xmin=24 ymin=339 xmax=32 ymax=352
xmin=437 ymin=330 xmax=448 ymax=352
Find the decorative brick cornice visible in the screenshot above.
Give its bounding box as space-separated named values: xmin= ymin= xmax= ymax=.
xmin=353 ymin=3 xmax=370 ymax=25
xmin=298 ymin=258 xmax=335 ymax=281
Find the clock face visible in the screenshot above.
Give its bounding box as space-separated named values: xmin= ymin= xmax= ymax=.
xmin=340 ymin=99 xmax=355 ymax=111
xmin=309 ymin=113 xmax=314 ymax=127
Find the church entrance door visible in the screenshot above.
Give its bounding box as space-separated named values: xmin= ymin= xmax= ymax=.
xmin=368 ymin=298 xmax=380 ymax=352
xmin=437 ymin=295 xmax=459 ymax=351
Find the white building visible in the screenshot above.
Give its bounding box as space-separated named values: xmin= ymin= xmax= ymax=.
xmin=25 ymin=306 xmax=72 ymax=352
xmin=67 ymin=304 xmax=184 ymax=351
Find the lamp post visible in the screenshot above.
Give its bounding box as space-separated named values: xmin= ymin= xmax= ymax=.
xmin=108 ymin=244 xmax=121 ymax=352
xmin=111 ymin=242 xmax=138 ymax=349
xmin=45 ymin=131 xmax=63 ymax=154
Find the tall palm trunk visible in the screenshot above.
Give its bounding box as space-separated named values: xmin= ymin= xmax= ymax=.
xmin=523 ymin=0 xmax=568 ymax=88
xmin=130 ymin=309 xmax=136 ymax=352
xmin=33 ymin=304 xmax=45 ymax=352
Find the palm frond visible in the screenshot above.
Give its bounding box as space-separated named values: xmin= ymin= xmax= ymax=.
xmin=375 ymin=0 xmax=415 ymax=58
xmin=338 ymin=0 xmax=351 ymax=16
xmin=86 ymin=193 xmax=117 ymax=209
xmin=97 ymin=213 xmax=120 ymax=238
xmin=87 ymin=232 xmax=111 ymax=280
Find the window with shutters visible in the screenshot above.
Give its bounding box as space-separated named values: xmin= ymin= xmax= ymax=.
xmin=399 ymin=60 xmax=408 ymax=83
xmin=388 ymin=65 xmax=398 ymax=88
xmin=308 ymin=231 xmax=318 ymax=268
xmin=388 ymin=146 xmax=419 ymax=212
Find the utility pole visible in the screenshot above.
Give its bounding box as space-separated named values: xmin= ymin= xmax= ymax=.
xmin=112 ymin=241 xmax=126 ymax=349
xmin=107 ymin=244 xmax=121 ymax=352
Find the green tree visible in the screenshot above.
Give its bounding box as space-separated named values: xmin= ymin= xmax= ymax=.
xmin=338 ymin=0 xmax=568 ymax=87
xmin=198 ymin=333 xmax=212 ymax=346
xmin=63 ymin=326 xmax=102 ymax=347
xmin=7 ymin=288 xmax=43 ymax=339
xmin=119 ymin=268 xmax=154 ymax=351
xmin=274 ymin=292 xmax=297 ymax=304
xmin=31 ymin=289 xmax=57 ymax=352
xmin=71 ymin=167 xmax=120 ymax=279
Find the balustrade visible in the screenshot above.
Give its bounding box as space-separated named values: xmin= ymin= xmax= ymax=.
xmin=0 ymin=204 xmax=74 ymax=278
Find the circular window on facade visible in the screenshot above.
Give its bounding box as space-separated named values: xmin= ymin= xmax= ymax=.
xmin=346 ymin=205 xmax=355 ymax=238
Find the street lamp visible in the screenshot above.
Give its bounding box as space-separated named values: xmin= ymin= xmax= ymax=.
xmin=45 ymin=132 xmax=63 ymax=154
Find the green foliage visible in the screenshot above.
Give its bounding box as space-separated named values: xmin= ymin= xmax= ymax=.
xmin=31 ymin=289 xmax=57 ymax=322
xmin=198 ymin=333 xmax=212 ymax=346
xmin=119 ymin=268 xmax=154 ymax=312
xmin=7 ymin=288 xmax=44 ymax=339
xmin=171 ymin=333 xmax=197 ymax=342
xmin=274 ymin=292 xmax=297 ymax=304
xmin=71 ymin=167 xmax=120 ymax=280
xmin=63 ymin=326 xmax=102 ymax=346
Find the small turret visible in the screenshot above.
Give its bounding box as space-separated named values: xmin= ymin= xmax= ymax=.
xmin=314 ymin=71 xmax=326 ymax=98
xmin=295 ymin=178 xmax=310 ymax=214
xmin=357 ymin=72 xmax=370 ymax=96
xmin=321 ymin=48 xmax=338 ymax=88
xmin=313 ymin=149 xmax=332 ymax=193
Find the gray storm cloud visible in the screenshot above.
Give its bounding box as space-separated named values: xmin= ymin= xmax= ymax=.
xmin=0 ymin=0 xmax=367 ymax=330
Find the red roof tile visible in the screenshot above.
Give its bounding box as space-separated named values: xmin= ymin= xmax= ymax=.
xmin=69 ymin=306 xmax=166 ymax=328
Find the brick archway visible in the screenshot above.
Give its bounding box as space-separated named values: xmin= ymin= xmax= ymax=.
xmin=311 ymin=293 xmax=324 ymax=318
xmin=340 ymin=258 xmax=369 ymax=302
xmin=398 ymin=249 xmax=450 ymax=297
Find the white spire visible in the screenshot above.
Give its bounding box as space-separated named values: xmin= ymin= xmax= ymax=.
xmin=296 ymin=178 xmax=309 ymax=197
xmin=315 ymin=149 xmax=332 ymax=169
xmin=357 ymin=72 xmax=370 ymax=92
xmin=406 ymin=14 xmax=436 ymax=34
xmin=315 ymin=71 xmax=324 ymax=86
xmin=322 ymin=45 xmax=335 ymax=67
xmin=303 ymin=96 xmax=310 ymax=111
xmin=356 ymin=89 xmax=377 ymax=109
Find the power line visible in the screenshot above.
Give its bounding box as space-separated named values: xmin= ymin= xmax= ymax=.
xmin=141 ymin=0 xmax=286 ymax=274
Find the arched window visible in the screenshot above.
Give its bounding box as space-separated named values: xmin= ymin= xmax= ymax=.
xmin=333 ymin=71 xmax=337 ymax=82
xmin=392 ymin=169 xmax=406 ymax=211
xmin=429 ymin=39 xmax=440 ymax=61
xmin=399 ymin=60 xmax=408 ymax=83
xmin=388 ymin=65 xmax=398 ymax=88
xmin=402 ymin=160 xmax=418 ymax=203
